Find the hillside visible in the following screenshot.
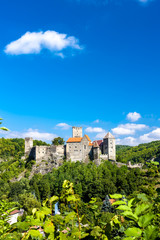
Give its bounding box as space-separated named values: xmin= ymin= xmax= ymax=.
xmin=116 ymin=141 xmax=160 ymax=164
xmin=1 ymin=138 xmax=160 ymax=182
xmin=0 ymin=138 xmax=49 ymax=182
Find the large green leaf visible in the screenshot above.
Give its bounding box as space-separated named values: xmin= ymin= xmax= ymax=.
xmin=0 ymin=127 xmax=9 ymax=131
xmin=50 ymin=196 xmax=59 ymax=203
xmin=26 ymin=229 xmax=43 ymax=239
xmin=121 ymin=211 xmax=138 ymax=221
xmin=125 ymin=227 xmax=142 ymax=238
xmin=138 ymin=213 xmax=155 ymax=228
xmin=143 ymin=225 xmax=158 ymax=240
xmin=137 ymin=193 xmax=148 ymax=202
xmin=116 ymin=205 xmax=131 ymax=211
xmin=128 ymin=198 xmax=135 ymax=208
xmin=112 ymin=200 xmax=126 ymax=206
xmin=90 ymin=226 xmax=103 ymax=237
xmin=67 ymin=195 xmax=78 ymax=202
xmin=109 ymin=194 xmax=123 ymax=199
xmin=44 ymin=220 xmax=55 ymax=234
xmin=123 ymin=238 xmax=134 ymax=240
xmin=134 ymin=203 xmax=150 ymax=216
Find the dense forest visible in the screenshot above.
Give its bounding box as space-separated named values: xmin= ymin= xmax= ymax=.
xmin=116 ymin=141 xmax=160 ymax=164
xmin=0 ymin=138 xmax=160 ymax=239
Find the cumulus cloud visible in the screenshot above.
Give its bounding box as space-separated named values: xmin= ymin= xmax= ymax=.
xmin=127 ymin=112 xmax=141 ymax=122
xmin=112 ymin=123 xmax=148 ymax=136
xmin=95 ymin=132 xmax=107 ymax=139
xmin=116 ymin=137 xmax=137 ymax=146
xmin=85 ymin=127 xmax=105 ymax=133
xmin=4 ymin=30 xmax=83 ymax=57
xmin=56 ymin=123 xmax=71 ymax=130
xmin=0 ymin=128 xmax=57 ymax=141
xmin=116 ymin=127 xmax=160 ymax=146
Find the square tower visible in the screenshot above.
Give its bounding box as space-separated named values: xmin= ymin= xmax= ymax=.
xmin=72 ymin=127 xmax=82 ymax=138
xmin=25 ymin=137 xmax=33 ymax=155
xmin=103 ymin=132 xmax=116 ymax=161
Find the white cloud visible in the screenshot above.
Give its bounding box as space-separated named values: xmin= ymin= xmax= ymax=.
xmin=56 ymin=123 xmax=71 ymax=130
xmin=116 ymin=128 xmax=160 ymax=146
xmin=127 ymin=112 xmax=141 ymax=122
xmin=85 ymin=127 xmax=105 ymax=133
xmin=95 ymin=132 xmax=107 ymax=139
xmin=93 ymin=119 xmax=100 ymax=123
xmin=0 ymin=128 xmax=57 ymax=141
xmin=4 ymin=30 xmax=83 ymax=56
xmin=112 ymin=123 xmax=148 ymax=136
xmin=112 ymin=127 xmax=135 ymax=135
xmin=116 ymin=137 xmax=137 ymax=146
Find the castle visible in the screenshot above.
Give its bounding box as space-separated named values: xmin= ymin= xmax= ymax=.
xmin=24 ymin=126 xmax=116 ymax=166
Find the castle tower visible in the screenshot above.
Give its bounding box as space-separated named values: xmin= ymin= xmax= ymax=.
xmin=25 ymin=137 xmax=33 ymax=155
xmin=72 ymin=127 xmax=82 ymax=138
xmin=103 ymin=132 xmax=116 ymax=161
xmin=93 ymin=141 xmax=100 ymax=160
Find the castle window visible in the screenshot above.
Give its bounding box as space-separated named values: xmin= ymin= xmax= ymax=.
xmin=84 ymin=145 xmax=86 ymax=150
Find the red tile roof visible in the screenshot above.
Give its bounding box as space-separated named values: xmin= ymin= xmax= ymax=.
xmin=92 ymin=140 xmax=103 ymax=146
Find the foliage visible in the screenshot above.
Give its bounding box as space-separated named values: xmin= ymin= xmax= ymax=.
xmin=52 ymin=137 xmax=65 ymax=146
xmin=0 ymin=200 xmax=17 ymax=237
xmin=33 ymin=140 xmax=50 ymax=146
xmin=116 ymin=140 xmax=160 ymax=164
xmin=0 ymin=180 xmax=160 ymax=240
xmin=110 ymin=193 xmax=159 ymax=240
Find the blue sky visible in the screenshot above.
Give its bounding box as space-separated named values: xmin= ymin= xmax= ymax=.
xmin=0 ymin=0 xmax=160 ymax=145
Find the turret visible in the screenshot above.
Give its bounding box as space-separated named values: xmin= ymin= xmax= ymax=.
xmin=72 ymin=127 xmax=82 ymax=138
xmin=103 ymin=132 xmax=116 ymax=161
xmin=25 ymin=137 xmax=33 ymax=156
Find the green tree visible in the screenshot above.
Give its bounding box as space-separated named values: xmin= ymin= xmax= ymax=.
xmin=52 ymin=137 xmax=65 ymax=146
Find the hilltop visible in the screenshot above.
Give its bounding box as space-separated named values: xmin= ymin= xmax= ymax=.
xmin=116 ymin=141 xmax=160 ymax=164
xmin=0 ymin=138 xmax=160 ymax=182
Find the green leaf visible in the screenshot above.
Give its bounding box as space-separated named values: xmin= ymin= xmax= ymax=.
xmin=90 ymin=226 xmax=103 ymax=237
xmin=67 ymin=195 xmax=79 ymax=202
xmin=121 ymin=211 xmax=138 ymax=221
xmin=116 ymin=205 xmax=131 ymax=211
xmin=123 ymin=238 xmax=134 ymax=240
xmin=32 ymin=208 xmax=37 ymax=216
xmin=112 ymin=200 xmax=126 ymax=206
xmin=138 ymin=213 xmax=155 ymax=228
xmin=50 ymin=196 xmax=59 ymax=203
xmin=137 ymin=193 xmax=148 ymax=202
xmin=128 ymin=198 xmax=135 ymax=208
xmin=27 ymin=229 xmax=43 ymax=239
xmin=0 ymin=127 xmax=9 ymax=131
xmin=44 ymin=220 xmax=55 ymax=234
xmin=125 ymin=227 xmax=142 ymax=237
xmin=109 ymin=194 xmax=123 ymax=199
xmin=36 ymin=211 xmax=45 ymax=221
xmin=101 ymin=234 xmax=108 ymax=240
xmin=143 ymin=225 xmax=158 ymax=240
xmin=134 ymin=203 xmax=150 ymax=216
